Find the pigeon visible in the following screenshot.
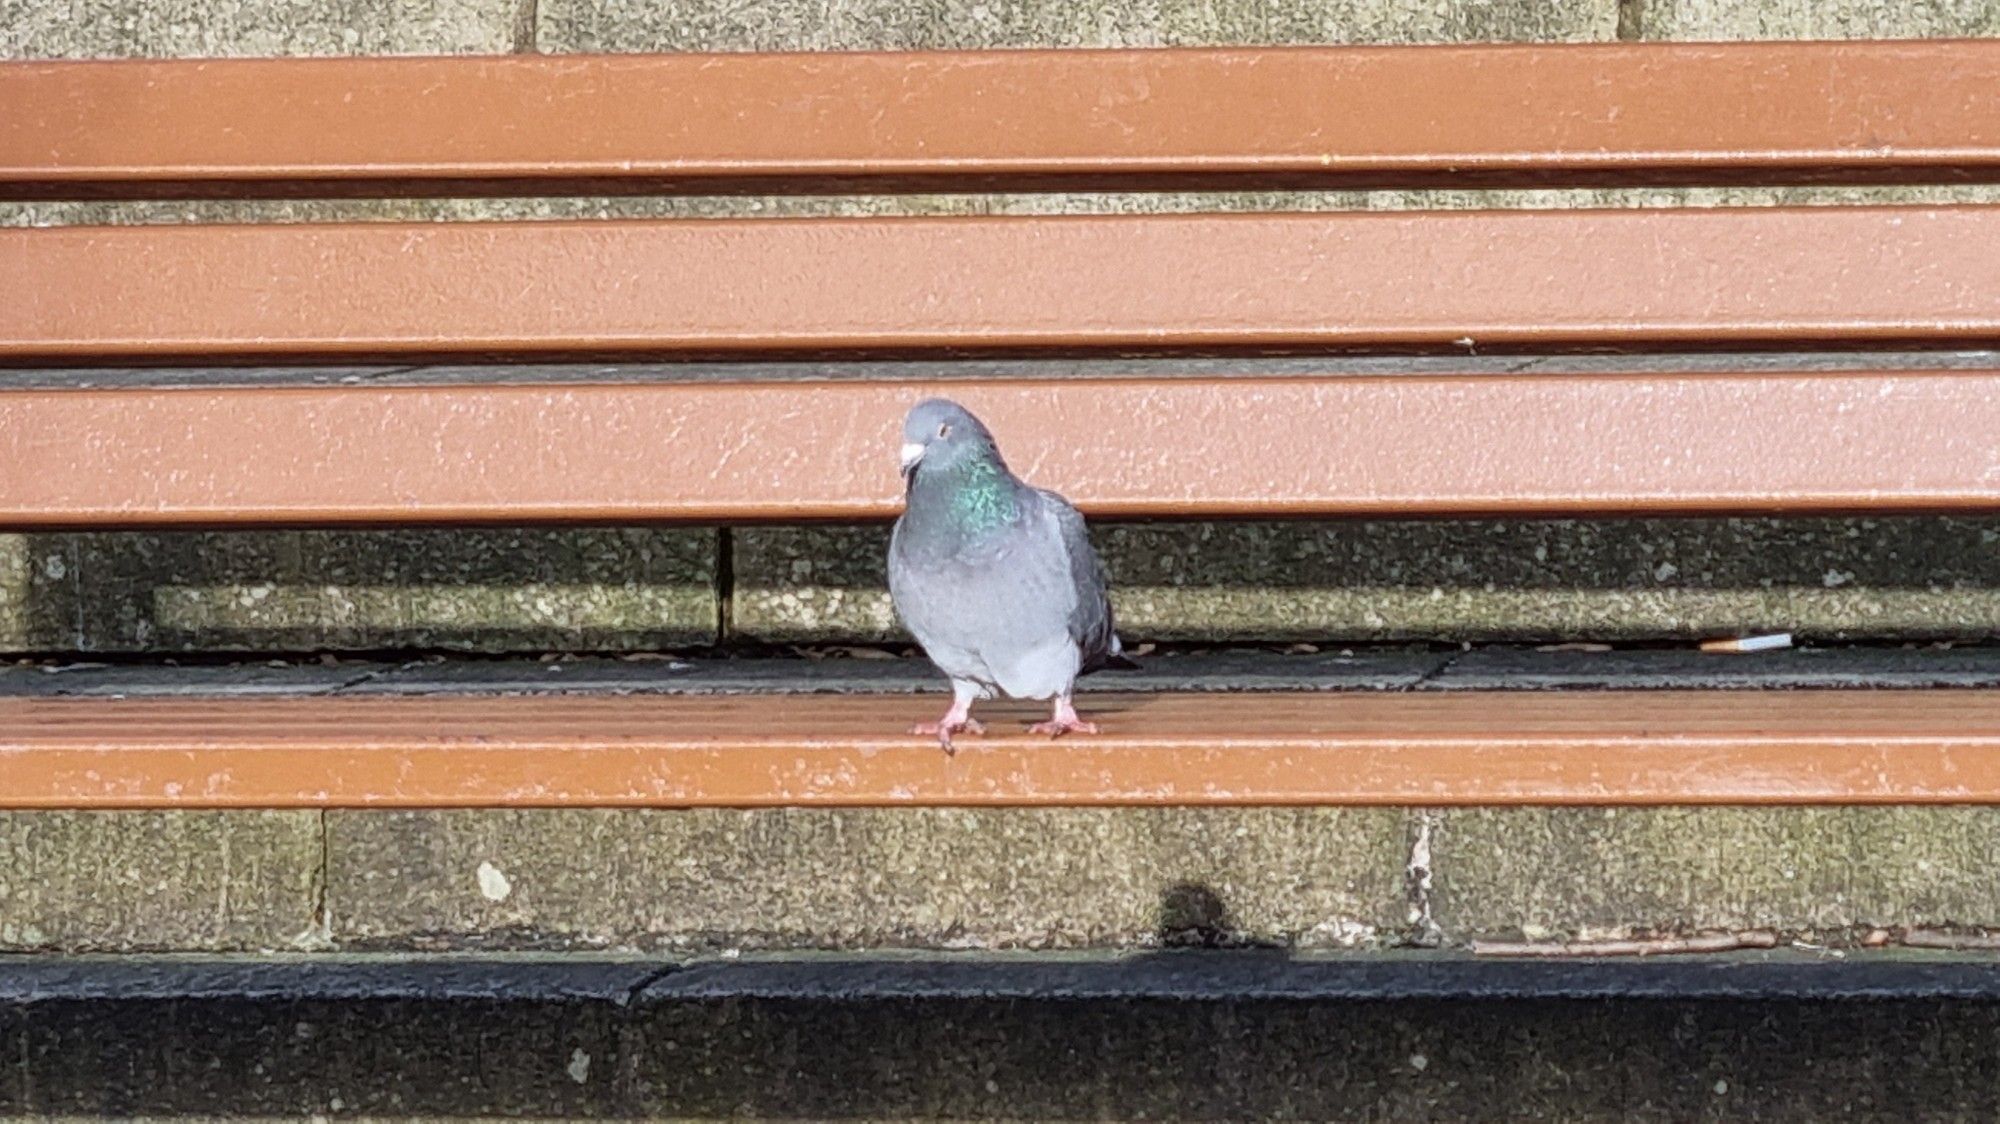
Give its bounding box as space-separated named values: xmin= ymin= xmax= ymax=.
xmin=887 ymin=398 xmax=1133 ymax=752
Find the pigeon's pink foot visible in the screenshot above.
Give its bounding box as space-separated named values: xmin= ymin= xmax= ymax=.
xmin=911 ymin=716 xmax=984 ymax=754
xmin=1029 ymin=698 xmax=1099 ymax=739
xmin=1028 ymin=717 xmax=1100 ymax=738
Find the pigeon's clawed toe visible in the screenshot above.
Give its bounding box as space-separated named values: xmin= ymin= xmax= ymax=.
xmin=1028 ymin=697 xmax=1100 ymax=738
xmin=1028 ymin=717 xmax=1100 ymax=738
xmin=911 ymin=717 xmax=984 ymax=754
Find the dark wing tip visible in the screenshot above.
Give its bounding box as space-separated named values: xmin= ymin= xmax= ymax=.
xmin=1082 ymin=651 xmax=1141 ymax=674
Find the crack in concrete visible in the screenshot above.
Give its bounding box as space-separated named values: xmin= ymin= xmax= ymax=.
xmin=1615 ymin=0 xmax=1646 ymax=40
xmin=511 ymin=0 xmax=539 ymax=53
xmin=343 ymin=364 xmax=430 ymax=384
xmin=317 ymin=810 xmax=331 ymax=933
xmin=1405 ymin=811 xmax=1444 ymax=948
xmin=714 ymin=527 xmax=734 ymax=645
xmin=317 ymin=666 xmax=393 ymax=696
xmin=619 ymin=962 xmax=684 ymax=1008
xmin=290 ymin=810 xmax=338 ymax=952
xmin=1402 ymin=649 xmax=1466 ymax=691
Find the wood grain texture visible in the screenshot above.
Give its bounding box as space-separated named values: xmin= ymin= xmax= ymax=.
xmin=9 ymin=690 xmax=2000 ymax=807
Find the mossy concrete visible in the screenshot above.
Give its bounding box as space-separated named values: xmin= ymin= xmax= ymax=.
xmin=18 ymin=803 xmax=2000 ymax=955
xmin=0 ymin=535 xmax=26 ymax=651
xmin=17 ymin=528 xmax=716 ymax=653
xmin=538 ymin=0 xmax=1614 ymax=52
xmin=0 ymin=0 xmax=526 ymax=57
xmin=1430 ymin=808 xmax=2000 ymax=942
xmin=17 ymin=184 xmax=2000 ymax=232
xmin=1636 ymin=0 xmax=2000 ymax=38
xmin=325 ymin=808 xmax=1409 ymax=950
xmin=0 ymin=812 xmax=321 ymax=951
xmin=735 ymin=517 xmax=2000 ymax=644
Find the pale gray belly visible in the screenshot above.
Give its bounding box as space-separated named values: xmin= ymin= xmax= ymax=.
xmin=891 ymin=555 xmax=1069 ymax=697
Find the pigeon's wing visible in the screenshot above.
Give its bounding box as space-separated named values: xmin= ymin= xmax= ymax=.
xmin=888 ymin=514 xmax=982 ymax=682
xmin=1034 ymin=487 xmax=1122 ymax=670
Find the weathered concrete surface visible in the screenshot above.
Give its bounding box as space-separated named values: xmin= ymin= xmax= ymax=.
xmin=3 ymin=195 xmax=538 ymax=228
xmin=539 ymin=0 xmax=1615 ymax=51
xmin=13 ymin=987 xmax=2000 ymax=1117
xmin=0 ymin=813 xmax=321 ymax=951
xmin=17 ymin=184 xmax=2000 ymax=232
xmin=0 ymin=0 xmax=526 ymax=57
xmin=735 ymin=517 xmax=2000 ymax=644
xmin=326 ymin=808 xmax=1409 ymax=950
xmin=25 ymin=181 xmax=2000 ymax=233
xmin=1430 ymin=808 xmax=2000 ymax=942
xmin=19 ymin=800 xmax=2000 ymax=957
xmin=0 ymin=536 xmax=26 ymax=651
xmin=1638 ymin=0 xmax=2000 ymax=38
xmin=19 ymin=528 xmax=716 ymax=653
xmin=733 ymin=526 xmax=902 ymax=643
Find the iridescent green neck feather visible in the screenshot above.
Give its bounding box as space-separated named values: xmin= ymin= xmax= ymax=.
xmin=946 ymin=453 xmax=1018 ymax=533
xmin=909 ymin=445 xmax=1019 ymax=540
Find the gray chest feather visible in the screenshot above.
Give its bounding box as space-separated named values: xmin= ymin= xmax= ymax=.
xmin=889 ymin=507 xmax=1080 ymax=695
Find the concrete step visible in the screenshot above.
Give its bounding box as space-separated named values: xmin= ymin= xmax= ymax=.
xmin=9 ymin=950 xmax=2000 ymax=1116
xmin=7 ymin=650 xmax=2000 ymax=962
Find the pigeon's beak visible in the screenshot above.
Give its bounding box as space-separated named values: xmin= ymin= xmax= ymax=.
xmin=899 ymin=442 xmax=926 ymax=477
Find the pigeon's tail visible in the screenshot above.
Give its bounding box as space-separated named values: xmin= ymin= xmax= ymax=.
xmin=1082 ymin=651 xmax=1140 ymax=675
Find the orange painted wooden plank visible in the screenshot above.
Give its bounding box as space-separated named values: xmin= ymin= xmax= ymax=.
xmin=6 ymin=690 xmax=2000 ymax=808
xmin=6 ymin=370 xmax=2000 ymax=527
xmin=7 ymin=208 xmax=2000 ymax=361
xmin=6 ymin=41 xmax=2000 ymax=198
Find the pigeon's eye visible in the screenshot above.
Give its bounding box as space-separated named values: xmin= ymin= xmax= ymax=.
xmin=936 ymin=423 xmax=952 ymax=439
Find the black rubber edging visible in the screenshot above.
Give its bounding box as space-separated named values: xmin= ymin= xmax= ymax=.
xmin=10 ymin=949 xmax=2000 ymax=1005
xmin=11 ymin=646 xmax=2000 ymax=699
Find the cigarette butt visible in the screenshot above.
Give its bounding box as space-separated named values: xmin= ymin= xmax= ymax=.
xmin=1699 ymin=633 xmax=1793 ymax=653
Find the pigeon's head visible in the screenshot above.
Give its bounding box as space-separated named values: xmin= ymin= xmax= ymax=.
xmin=899 ymin=398 xmax=1000 ymax=480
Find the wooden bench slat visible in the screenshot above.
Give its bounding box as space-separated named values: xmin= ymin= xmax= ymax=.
xmin=6 ymin=369 xmax=2000 ymax=526
xmin=7 ymin=41 xmax=2000 ymax=198
xmin=7 ymin=690 xmax=2000 ymax=808
xmin=8 ymin=207 xmax=2000 ymax=361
